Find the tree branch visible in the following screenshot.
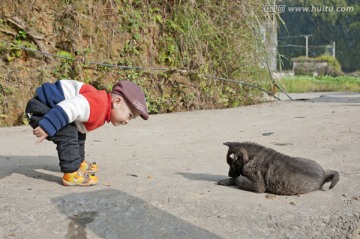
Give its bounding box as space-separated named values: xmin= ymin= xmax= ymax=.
xmin=6 ymin=16 xmax=54 ymax=62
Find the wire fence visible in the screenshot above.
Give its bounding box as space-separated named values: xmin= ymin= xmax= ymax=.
xmin=0 ymin=39 xmax=286 ymax=101
xmin=278 ymin=36 xmax=335 ymax=58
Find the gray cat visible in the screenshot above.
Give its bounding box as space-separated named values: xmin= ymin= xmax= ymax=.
xmin=218 ymin=142 xmax=339 ymax=195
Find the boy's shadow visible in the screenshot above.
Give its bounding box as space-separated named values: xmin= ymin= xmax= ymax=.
xmin=0 ymin=155 xmax=61 ymax=184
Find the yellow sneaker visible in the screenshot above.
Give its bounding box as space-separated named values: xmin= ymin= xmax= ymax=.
xmin=80 ymin=159 xmax=99 ymax=173
xmin=62 ymin=168 xmax=98 ymax=186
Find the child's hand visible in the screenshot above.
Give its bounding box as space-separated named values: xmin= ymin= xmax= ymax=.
xmin=33 ymin=126 xmax=48 ymax=144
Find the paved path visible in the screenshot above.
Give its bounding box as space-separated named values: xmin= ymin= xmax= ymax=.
xmin=1 ymin=92 xmax=360 ymax=239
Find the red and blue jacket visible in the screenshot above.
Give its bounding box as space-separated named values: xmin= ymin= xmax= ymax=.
xmin=36 ymin=80 xmax=112 ymax=136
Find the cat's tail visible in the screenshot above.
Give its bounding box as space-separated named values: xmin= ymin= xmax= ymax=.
xmin=323 ymin=170 xmax=340 ymax=189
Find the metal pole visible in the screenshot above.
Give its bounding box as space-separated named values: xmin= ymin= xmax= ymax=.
xmin=333 ymin=41 xmax=336 ymax=58
xmin=305 ymin=35 xmax=309 ymax=58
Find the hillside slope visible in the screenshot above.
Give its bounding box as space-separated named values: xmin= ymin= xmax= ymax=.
xmin=0 ymin=0 xmax=273 ymax=126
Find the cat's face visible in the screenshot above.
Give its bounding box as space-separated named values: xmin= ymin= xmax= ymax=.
xmin=224 ymin=142 xmax=249 ymax=178
xmin=226 ymin=152 xmax=243 ymax=177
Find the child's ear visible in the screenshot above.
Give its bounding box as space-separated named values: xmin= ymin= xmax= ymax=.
xmin=115 ymin=96 xmax=121 ymax=103
xmin=112 ymin=96 xmax=122 ymax=108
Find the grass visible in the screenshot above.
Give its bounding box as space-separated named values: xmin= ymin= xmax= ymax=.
xmin=277 ymin=75 xmax=360 ymax=93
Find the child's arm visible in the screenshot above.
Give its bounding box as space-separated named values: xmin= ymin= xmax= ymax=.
xmin=37 ymin=94 xmax=90 ymax=136
xmin=33 ymin=126 xmax=48 ymax=144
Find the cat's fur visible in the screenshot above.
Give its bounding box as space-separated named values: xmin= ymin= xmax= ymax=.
xmin=218 ymin=142 xmax=339 ymax=195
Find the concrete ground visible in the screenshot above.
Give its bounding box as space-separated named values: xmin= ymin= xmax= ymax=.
xmin=1 ymin=92 xmax=360 ymax=239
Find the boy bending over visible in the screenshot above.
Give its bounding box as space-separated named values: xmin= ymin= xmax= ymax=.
xmin=25 ymin=80 xmax=149 ymax=186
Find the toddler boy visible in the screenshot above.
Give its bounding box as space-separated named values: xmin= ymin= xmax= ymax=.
xmin=25 ymin=80 xmax=149 ymax=186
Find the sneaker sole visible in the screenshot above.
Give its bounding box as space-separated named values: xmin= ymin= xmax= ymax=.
xmin=62 ymin=179 xmax=99 ymax=186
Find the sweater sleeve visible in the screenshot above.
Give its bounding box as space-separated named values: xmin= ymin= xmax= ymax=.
xmin=35 ymin=81 xmax=65 ymax=107
xmin=38 ymin=105 xmax=69 ymax=136
xmin=38 ymin=94 xmax=90 ymax=136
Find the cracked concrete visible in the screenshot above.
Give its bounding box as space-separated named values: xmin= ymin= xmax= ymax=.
xmin=1 ymin=92 xmax=360 ymax=239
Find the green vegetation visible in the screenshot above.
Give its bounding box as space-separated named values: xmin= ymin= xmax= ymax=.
xmin=55 ymin=50 xmax=75 ymax=79
xmin=5 ymin=30 xmax=37 ymax=62
xmin=292 ymin=55 xmax=343 ymax=76
xmin=0 ymin=0 xmax=275 ymax=126
xmin=315 ymin=55 xmax=342 ymax=76
xmin=279 ymin=0 xmax=360 ymax=72
xmin=278 ymin=75 xmax=360 ymax=93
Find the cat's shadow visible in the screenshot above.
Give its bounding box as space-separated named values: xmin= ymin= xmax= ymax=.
xmin=176 ymin=172 xmax=226 ymax=182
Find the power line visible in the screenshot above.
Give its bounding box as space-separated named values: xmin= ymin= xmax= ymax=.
xmin=278 ymin=44 xmax=305 ymax=48
xmin=278 ymin=38 xmax=335 ymax=58
xmin=0 ymin=39 xmax=284 ymax=101
xmin=278 ymin=34 xmax=308 ymax=39
xmin=278 ymin=44 xmax=333 ymax=48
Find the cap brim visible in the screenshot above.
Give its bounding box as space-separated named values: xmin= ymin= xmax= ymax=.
xmin=132 ymin=107 xmax=148 ymax=120
xmin=121 ymin=95 xmax=149 ymax=120
xmin=139 ymin=113 xmax=149 ymax=120
xmin=140 ymin=115 xmax=149 ymax=120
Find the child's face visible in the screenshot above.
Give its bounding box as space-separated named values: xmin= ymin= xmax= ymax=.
xmin=110 ymin=96 xmax=139 ymax=126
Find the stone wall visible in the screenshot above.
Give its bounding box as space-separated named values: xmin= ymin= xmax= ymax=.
xmin=292 ymin=59 xmax=329 ymax=76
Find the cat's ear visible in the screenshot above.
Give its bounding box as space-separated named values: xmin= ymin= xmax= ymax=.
xmin=240 ymin=148 xmax=249 ymax=164
xmin=223 ymin=142 xmax=236 ymax=148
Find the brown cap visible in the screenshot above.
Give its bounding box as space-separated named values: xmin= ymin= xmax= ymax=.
xmin=111 ymin=80 xmax=149 ymax=120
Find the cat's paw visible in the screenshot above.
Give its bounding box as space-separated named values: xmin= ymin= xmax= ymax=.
xmin=217 ymin=178 xmax=231 ymax=186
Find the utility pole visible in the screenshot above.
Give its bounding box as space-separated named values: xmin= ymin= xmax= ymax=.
xmin=304 ymin=35 xmax=311 ymax=58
